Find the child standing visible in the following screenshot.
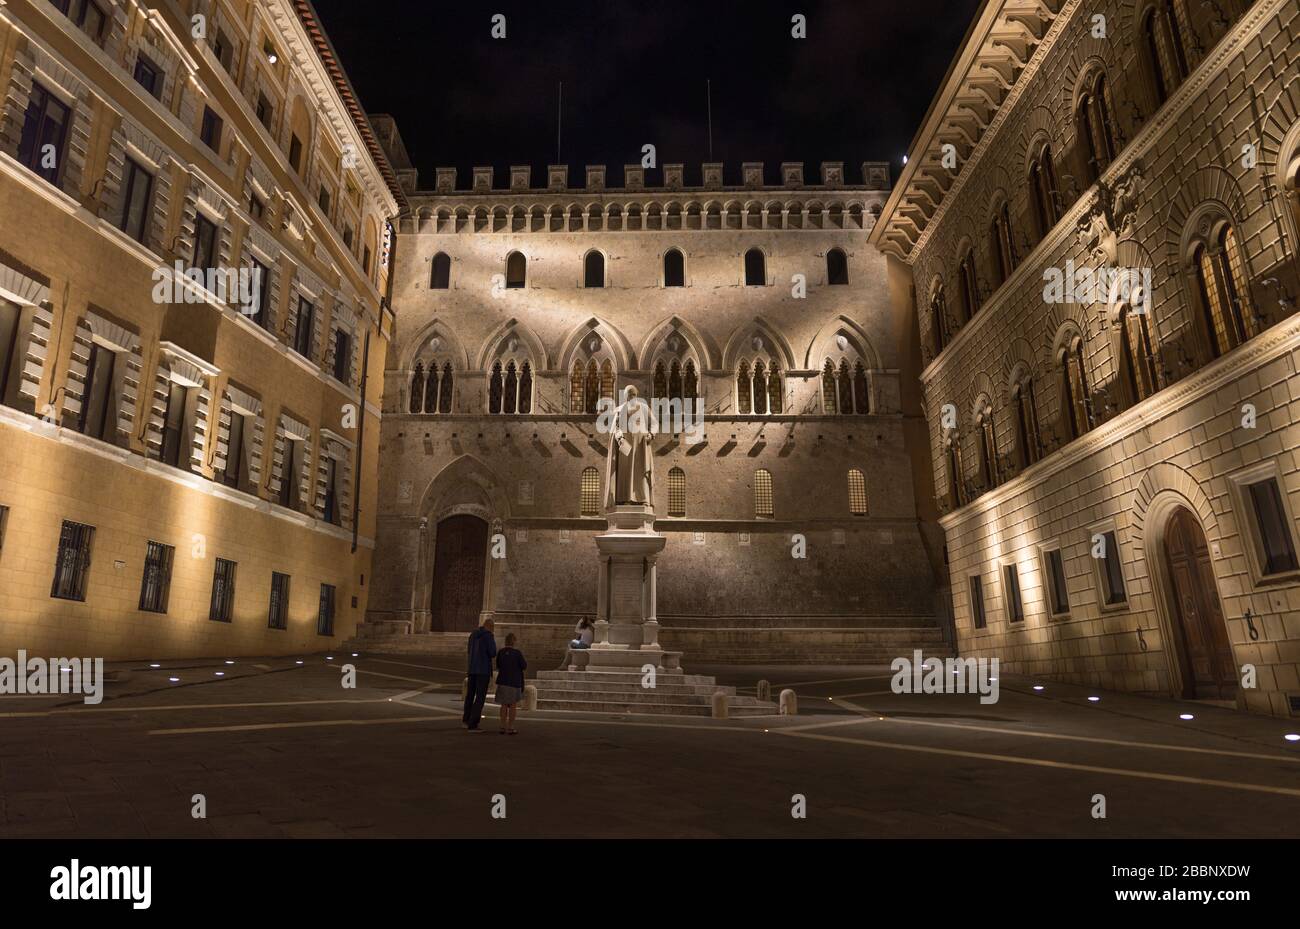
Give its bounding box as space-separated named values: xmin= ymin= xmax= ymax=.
xmin=495 ymin=632 xmax=527 ymax=735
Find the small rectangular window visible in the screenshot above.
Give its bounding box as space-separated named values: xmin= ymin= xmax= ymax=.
xmin=247 ymin=258 xmax=270 ymax=328
xmin=210 ymin=558 xmax=236 ymax=622
xmin=293 ymin=297 xmax=314 ymax=358
xmin=279 ymin=439 xmax=300 ymax=509
xmin=1 ymin=299 xmax=24 ymax=408
xmin=317 ymin=584 xmax=336 ymax=636
xmin=1045 ymin=547 xmax=1070 ymax=615
xmin=1098 ymin=530 xmax=1127 ymax=605
xmin=0 ymin=504 xmax=9 ymax=552
xmin=1003 ymin=563 xmax=1024 ymax=623
xmin=1248 ymin=478 xmax=1299 ymax=575
xmin=268 ymin=572 xmax=290 ymax=630
xmin=18 ymin=83 xmax=72 ymax=186
xmin=52 ymin=520 xmax=95 ymax=601
xmin=323 ymin=457 xmax=340 ymax=526
xmin=318 ymin=185 xmax=331 ymax=216
xmin=223 ymin=412 xmax=246 ymax=489
xmin=289 ymin=134 xmax=303 ymax=172
xmin=133 ymin=55 xmax=162 ymax=98
xmin=332 ymin=330 xmax=352 ymax=383
xmin=212 ymin=30 xmax=233 ymax=70
xmin=249 ymin=193 xmax=265 ymax=221
xmin=138 ymin=540 xmax=175 ymax=613
xmin=969 ymin=575 xmax=986 ymax=630
xmin=76 ymin=342 xmax=118 ymax=442
xmin=200 ymin=107 xmax=223 ymax=151
xmin=120 ymin=158 xmax=154 ymax=243
xmin=754 ymin=469 xmax=774 ymax=519
xmin=160 ymin=381 xmax=191 ymax=469
xmin=192 ymin=214 xmax=218 ymax=274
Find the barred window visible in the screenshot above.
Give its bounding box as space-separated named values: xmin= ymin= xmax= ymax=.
xmin=1097 ymin=530 xmax=1128 ymax=606
xmin=668 ymin=467 xmax=686 ymax=517
xmin=1004 ymin=563 xmax=1024 ymax=623
xmin=210 ymin=558 xmax=236 ymax=623
xmin=969 ymin=575 xmax=986 ymax=630
xmin=268 ymin=572 xmax=290 ymax=630
xmin=754 ymin=469 xmax=774 ymax=519
xmin=138 ymin=540 xmax=175 ymax=614
xmin=847 ymin=469 xmax=868 ymax=516
xmin=317 ymin=583 xmax=337 ymax=636
xmin=51 ymin=520 xmax=94 ymax=602
xmin=580 ymin=467 xmax=601 ymax=516
xmin=1044 ymin=548 xmax=1070 ymax=615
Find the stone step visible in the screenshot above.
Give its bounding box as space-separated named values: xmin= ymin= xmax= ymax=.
xmin=535 ymin=669 xmax=716 ymax=686
xmin=532 ymin=679 xmax=735 ymax=697
xmin=531 ymin=686 xmax=763 ymax=707
xmin=534 ymin=697 xmax=777 ymax=717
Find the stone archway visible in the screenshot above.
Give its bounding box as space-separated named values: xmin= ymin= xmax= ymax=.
xmin=1162 ymin=507 xmax=1236 ymax=700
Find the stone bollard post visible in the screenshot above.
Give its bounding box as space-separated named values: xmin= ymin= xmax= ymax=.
xmin=711 ymin=690 xmax=729 ymax=719
xmin=779 ymin=689 xmax=798 ymax=716
xmin=756 ymin=679 xmax=771 ymax=702
xmin=524 ymin=684 xmax=538 ymax=711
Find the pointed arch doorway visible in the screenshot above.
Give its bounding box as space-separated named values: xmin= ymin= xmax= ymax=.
xmin=429 ymin=515 xmax=488 ymax=631
xmin=1163 ymin=507 xmax=1235 ymax=700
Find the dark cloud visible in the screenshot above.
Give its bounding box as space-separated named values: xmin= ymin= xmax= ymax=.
xmin=310 ymin=0 xmax=981 ymax=187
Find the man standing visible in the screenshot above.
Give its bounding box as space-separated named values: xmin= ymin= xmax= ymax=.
xmin=463 ymin=617 xmax=497 ymax=731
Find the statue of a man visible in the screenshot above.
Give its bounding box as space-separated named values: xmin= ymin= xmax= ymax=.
xmin=603 ymin=385 xmax=654 ymax=510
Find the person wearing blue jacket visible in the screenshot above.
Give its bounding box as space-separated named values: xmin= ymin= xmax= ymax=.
xmin=463 ymin=617 xmax=497 ymax=731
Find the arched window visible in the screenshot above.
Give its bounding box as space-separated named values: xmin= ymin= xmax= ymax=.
xmin=652 ymin=362 xmax=667 ymax=401
xmin=1120 ymin=306 xmax=1159 ymax=403
xmin=684 ymin=360 xmax=698 ymax=400
xmin=1060 ymin=339 xmax=1092 ymax=440
xmin=930 ymin=286 xmax=950 ymax=354
xmin=736 ymin=362 xmax=752 ymax=415
xmin=958 ymin=249 xmax=980 ymax=321
xmin=744 ymin=248 xmax=766 ymax=286
xmin=752 ymin=361 xmax=768 ymax=415
xmin=584 ymin=250 xmax=605 ymax=288
xmin=1146 ymin=1 xmax=1192 ymax=107
xmin=420 ymin=360 xmax=454 ymax=414
xmin=409 ymin=362 xmax=425 ymax=413
xmin=1078 ymin=72 xmax=1119 ymax=183
xmin=584 ymin=360 xmax=599 ymax=413
xmin=489 ymin=358 xmax=532 ymax=414
xmin=1193 ymin=222 xmax=1257 ymax=358
xmin=1012 ymin=377 xmax=1042 ymax=469
xmin=505 ymin=251 xmax=526 ymax=289
xmin=664 ymin=248 xmax=685 ymax=287
xmin=990 ymin=203 xmax=1015 ymax=286
xmin=580 ymin=467 xmax=601 ymax=516
xmin=767 ymin=362 xmax=783 ymax=414
xmin=827 ymin=248 xmax=848 ymax=285
xmin=1029 ymin=146 xmax=1059 ymax=239
xmin=946 ymin=435 xmax=966 ymax=507
xmin=977 ymin=406 xmax=1000 ymax=490
xmin=754 ymin=469 xmax=774 ymax=519
xmin=667 ymin=467 xmax=686 ymax=517
xmin=439 ymin=362 xmax=454 ymax=413
xmin=821 ymin=360 xmax=837 ymax=413
xmin=847 ymin=469 xmax=867 ymax=516
xmin=430 ymin=252 xmax=451 ymax=289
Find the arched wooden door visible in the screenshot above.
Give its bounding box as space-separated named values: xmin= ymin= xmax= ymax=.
xmin=429 ymin=515 xmax=488 ymax=632
xmin=1164 ymin=507 xmax=1235 ymax=699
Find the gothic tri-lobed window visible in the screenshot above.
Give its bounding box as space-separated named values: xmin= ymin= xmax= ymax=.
xmin=489 ymin=359 xmax=532 ymax=414
xmin=652 ymin=359 xmax=699 ymax=406
xmin=410 ymin=359 xmax=453 ymax=414
xmin=821 ymin=359 xmax=870 ymax=414
xmin=1193 ymin=222 xmax=1258 ymax=359
xmin=569 ymin=358 xmax=615 ymax=414
xmin=736 ymin=360 xmax=782 ymax=415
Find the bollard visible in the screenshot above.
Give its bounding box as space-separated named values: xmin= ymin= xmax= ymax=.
xmin=460 ymin=677 xmax=468 ymax=701
xmin=779 ymin=689 xmax=798 ymax=716
xmin=711 ymin=690 xmax=729 ymax=719
xmin=756 ymin=679 xmax=771 ymax=702
xmin=524 ymin=684 xmax=538 ymax=711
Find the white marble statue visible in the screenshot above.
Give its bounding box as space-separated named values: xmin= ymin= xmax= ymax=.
xmin=603 ymin=385 xmax=655 ymax=510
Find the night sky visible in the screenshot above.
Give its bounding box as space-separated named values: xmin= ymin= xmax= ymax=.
xmin=309 ymin=0 xmax=983 ymax=189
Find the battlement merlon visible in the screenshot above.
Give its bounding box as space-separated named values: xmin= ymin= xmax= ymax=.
xmin=416 ymin=161 xmax=893 ymax=197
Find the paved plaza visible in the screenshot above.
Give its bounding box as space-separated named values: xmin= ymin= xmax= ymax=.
xmin=1 ymin=653 xmax=1298 ymax=839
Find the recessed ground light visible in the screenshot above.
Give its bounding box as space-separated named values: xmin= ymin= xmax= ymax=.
xmin=215 ymin=672 xmax=225 ymax=677
xmin=1179 ymin=713 xmax=1194 ymax=720
xmin=351 ymin=652 xmax=358 ymax=657
xmin=1285 ymin=734 xmax=1300 ymax=742
xmin=1032 ymin=685 xmax=1045 ymax=691
xmin=150 ymin=663 xmax=161 ymax=669
xmin=295 ymin=660 xmax=304 ymax=665
xmin=326 ymin=656 xmax=334 ymax=661
xmin=1087 ymin=696 xmax=1101 ymax=702
xmin=168 ymin=677 xmax=179 ymax=683
xmin=225 ymin=660 xmax=234 ymax=665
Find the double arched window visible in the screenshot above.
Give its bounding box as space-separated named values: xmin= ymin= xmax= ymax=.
xmin=736 ymin=359 xmax=782 ymax=415
xmin=1192 ymin=221 xmax=1257 ymax=358
xmin=826 ymin=248 xmax=849 ymax=285
xmin=821 ymin=359 xmax=870 ymax=415
xmin=1144 ymin=0 xmax=1192 ymax=107
xmin=1028 ymin=145 xmax=1060 ymax=240
xmin=663 ymin=248 xmax=685 ymax=287
xmin=569 ymin=358 xmax=616 ymax=414
xmin=1059 ymin=337 xmax=1092 ymax=440
xmin=430 ymin=252 xmax=451 ymax=289
xmin=488 ymin=358 xmax=533 ymax=414
xmin=1077 ymin=71 xmax=1119 ymax=183
xmin=409 ymin=359 xmax=454 ymax=414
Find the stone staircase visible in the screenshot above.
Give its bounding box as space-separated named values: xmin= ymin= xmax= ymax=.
xmin=531 ymin=667 xmax=778 ymax=717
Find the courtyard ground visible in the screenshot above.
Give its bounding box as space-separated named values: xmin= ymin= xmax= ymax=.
xmin=1 ymin=651 xmax=1297 ymax=839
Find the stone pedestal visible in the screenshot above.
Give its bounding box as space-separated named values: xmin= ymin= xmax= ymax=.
xmin=564 ymin=504 xmax=679 ymax=671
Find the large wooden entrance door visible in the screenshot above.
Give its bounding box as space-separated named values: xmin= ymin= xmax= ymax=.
xmin=429 ymin=515 xmax=488 ymax=631
xmin=1164 ymin=507 xmax=1235 ymax=700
